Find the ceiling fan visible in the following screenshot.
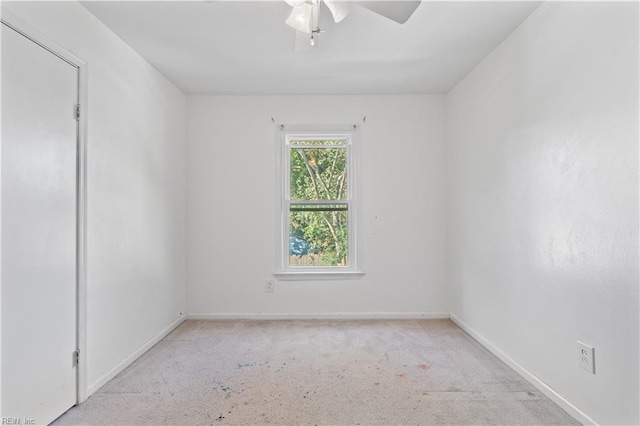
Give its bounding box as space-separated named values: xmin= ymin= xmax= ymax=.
xmin=285 ymin=0 xmax=421 ymax=48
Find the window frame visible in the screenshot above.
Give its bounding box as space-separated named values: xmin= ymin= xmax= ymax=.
xmin=275 ymin=125 xmax=363 ymax=280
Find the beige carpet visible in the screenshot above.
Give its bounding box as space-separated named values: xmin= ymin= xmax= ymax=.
xmin=55 ymin=319 xmax=579 ymax=425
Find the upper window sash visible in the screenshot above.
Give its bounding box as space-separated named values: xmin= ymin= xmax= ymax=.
xmin=285 ymin=135 xmax=352 ymax=203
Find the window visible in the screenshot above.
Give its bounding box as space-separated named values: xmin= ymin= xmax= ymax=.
xmin=276 ymin=127 xmax=362 ymax=279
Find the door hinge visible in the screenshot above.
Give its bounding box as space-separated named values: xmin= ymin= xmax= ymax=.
xmin=72 ymin=349 xmax=80 ymax=368
xmin=75 ymin=104 xmax=81 ymax=121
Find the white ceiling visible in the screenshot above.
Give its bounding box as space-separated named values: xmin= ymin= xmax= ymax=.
xmin=80 ymin=1 xmax=542 ymax=95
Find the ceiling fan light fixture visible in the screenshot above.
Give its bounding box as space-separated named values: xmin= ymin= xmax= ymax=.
xmin=285 ymin=3 xmax=313 ymax=33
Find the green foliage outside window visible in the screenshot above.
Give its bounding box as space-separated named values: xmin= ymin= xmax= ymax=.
xmin=289 ymin=142 xmax=349 ymax=266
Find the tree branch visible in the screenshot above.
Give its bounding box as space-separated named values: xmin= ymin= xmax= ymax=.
xmin=296 ymin=149 xmax=342 ymax=258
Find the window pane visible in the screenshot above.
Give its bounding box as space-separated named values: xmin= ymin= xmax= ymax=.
xmin=289 ymin=139 xmax=348 ymax=146
xmin=290 ymin=147 xmax=348 ymax=200
xmin=289 ymin=204 xmax=348 ymax=267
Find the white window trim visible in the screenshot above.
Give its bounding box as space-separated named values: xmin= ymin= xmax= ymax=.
xmin=275 ymin=125 xmax=363 ymax=280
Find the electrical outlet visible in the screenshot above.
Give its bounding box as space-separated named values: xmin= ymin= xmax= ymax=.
xmin=578 ymin=341 xmax=595 ymax=374
xmin=265 ymin=280 xmax=275 ymax=293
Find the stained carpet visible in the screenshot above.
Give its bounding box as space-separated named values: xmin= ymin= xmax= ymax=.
xmin=54 ymin=319 xmax=579 ymax=425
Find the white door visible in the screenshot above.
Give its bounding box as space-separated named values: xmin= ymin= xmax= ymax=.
xmin=1 ymin=22 xmax=78 ymax=424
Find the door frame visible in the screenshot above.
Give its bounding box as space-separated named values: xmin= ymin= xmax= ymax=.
xmin=0 ymin=9 xmax=89 ymax=406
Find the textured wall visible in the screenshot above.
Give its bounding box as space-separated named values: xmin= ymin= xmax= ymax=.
xmin=187 ymin=95 xmax=447 ymax=317
xmin=446 ymin=2 xmax=639 ymax=424
xmin=2 ymin=1 xmax=188 ymax=394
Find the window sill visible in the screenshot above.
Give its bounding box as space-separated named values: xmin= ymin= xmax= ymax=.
xmin=274 ymin=270 xmax=365 ymax=281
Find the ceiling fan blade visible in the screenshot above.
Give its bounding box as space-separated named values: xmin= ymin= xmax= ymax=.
xmin=357 ymin=0 xmax=421 ymax=24
xmin=324 ymin=0 xmax=353 ymax=23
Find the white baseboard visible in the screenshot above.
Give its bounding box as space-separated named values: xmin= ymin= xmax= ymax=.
xmin=449 ymin=315 xmax=596 ymax=426
xmin=87 ymin=316 xmax=186 ymax=396
xmin=188 ymin=312 xmax=449 ymax=320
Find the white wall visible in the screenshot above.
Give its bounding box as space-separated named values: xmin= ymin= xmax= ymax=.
xmin=187 ymin=95 xmax=447 ymax=317
xmin=2 ymin=1 xmax=187 ymax=395
xmin=446 ymin=2 xmax=639 ymax=425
